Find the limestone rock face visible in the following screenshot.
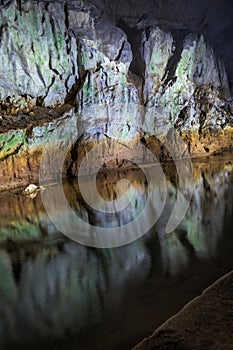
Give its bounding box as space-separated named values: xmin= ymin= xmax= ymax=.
xmin=140 ymin=27 xmax=231 ymax=135
xmin=77 ymin=30 xmax=136 ymax=107
xmin=142 ymin=27 xmax=174 ymax=103
xmin=0 ymin=1 xmax=79 ymax=107
xmin=67 ymin=2 xmax=136 ymax=107
xmin=0 ymin=0 xmax=136 ymax=109
xmin=0 ymin=0 xmax=232 ymax=189
xmin=92 ymin=0 xmax=233 ymax=90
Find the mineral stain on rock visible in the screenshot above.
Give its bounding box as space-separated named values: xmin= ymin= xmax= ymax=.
xmin=0 ymin=2 xmax=232 ymax=349
xmin=0 ymin=0 xmax=232 ymax=190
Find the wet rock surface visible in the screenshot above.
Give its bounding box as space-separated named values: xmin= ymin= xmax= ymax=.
xmin=132 ymin=270 xmax=233 ymax=350
xmin=0 ymin=102 xmax=232 ymax=190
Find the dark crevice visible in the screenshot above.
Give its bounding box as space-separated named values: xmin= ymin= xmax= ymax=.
xmin=178 ymin=106 xmax=188 ymax=120
xmin=48 ymin=50 xmax=62 ymax=79
xmin=65 ymin=37 xmax=88 ymax=109
xmin=36 ymin=96 xmax=44 ymax=106
xmin=116 ymin=19 xmax=145 ymax=79
xmin=65 ymin=37 xmax=71 ymax=55
xmin=162 ymin=29 xmax=189 ymax=86
xmin=49 ymin=15 xmax=60 ymax=59
xmin=36 ymin=75 xmax=55 ymax=106
xmin=64 ymin=1 xmax=69 ymax=30
xmin=44 ymin=2 xmax=49 ymax=12
xmin=64 ymin=73 xmax=71 ymax=91
xmin=0 ymin=25 xmax=4 ymax=44
xmin=66 ymin=135 xmax=84 ymax=177
xmin=174 ymin=106 xmax=188 ymax=129
xmin=140 ymin=136 xmax=147 ymax=145
xmin=145 ymin=27 xmax=151 ymax=41
xmin=31 ymin=42 xmax=35 ymax=54
xmin=116 ymin=19 xmax=146 ymax=104
xmin=65 ymin=76 xmax=84 ymax=106
xmin=115 ymin=39 xmax=125 ymax=61
xmin=198 ymin=110 xmax=207 ymax=135
xmin=47 ymin=75 xmax=56 ymax=95
xmin=64 ymin=1 xmax=71 ymax=55
xmin=35 ymin=64 xmax=46 ymax=88
xmin=16 ymin=0 xmax=21 ymax=15
xmin=74 ymin=38 xmax=89 ymax=108
xmin=41 ymin=13 xmax=45 ymax=37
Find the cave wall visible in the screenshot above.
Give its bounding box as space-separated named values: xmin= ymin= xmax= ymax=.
xmin=0 ymin=0 xmax=232 ymax=190
xmin=89 ymin=0 xmax=233 ymax=90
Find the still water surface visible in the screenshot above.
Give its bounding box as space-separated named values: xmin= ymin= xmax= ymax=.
xmin=0 ymin=154 xmax=232 ymax=349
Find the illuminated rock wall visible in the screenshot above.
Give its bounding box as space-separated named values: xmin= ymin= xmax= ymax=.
xmin=0 ymin=0 xmax=232 ymax=189
xmin=93 ymin=0 xmax=233 ymax=90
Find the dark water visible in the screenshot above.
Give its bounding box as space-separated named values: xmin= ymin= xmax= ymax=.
xmin=0 ymin=154 xmax=232 ymax=350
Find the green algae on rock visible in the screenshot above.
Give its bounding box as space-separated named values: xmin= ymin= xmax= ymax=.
xmin=0 ymin=0 xmax=232 ymax=190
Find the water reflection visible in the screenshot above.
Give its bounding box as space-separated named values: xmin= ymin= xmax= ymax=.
xmin=0 ymin=241 xmax=149 ymax=348
xmin=0 ymin=153 xmax=232 ymax=349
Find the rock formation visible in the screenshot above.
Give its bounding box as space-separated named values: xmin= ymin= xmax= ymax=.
xmin=0 ymin=0 xmax=232 ymax=189
xmin=93 ymin=0 xmax=233 ymax=91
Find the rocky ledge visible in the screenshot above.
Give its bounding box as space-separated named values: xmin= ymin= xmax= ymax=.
xmin=0 ymin=0 xmax=232 ymax=189
xmin=132 ymin=270 xmax=233 ymax=350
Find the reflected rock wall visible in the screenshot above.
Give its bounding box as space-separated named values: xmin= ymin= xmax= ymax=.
xmin=0 ymin=155 xmax=232 ymax=346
